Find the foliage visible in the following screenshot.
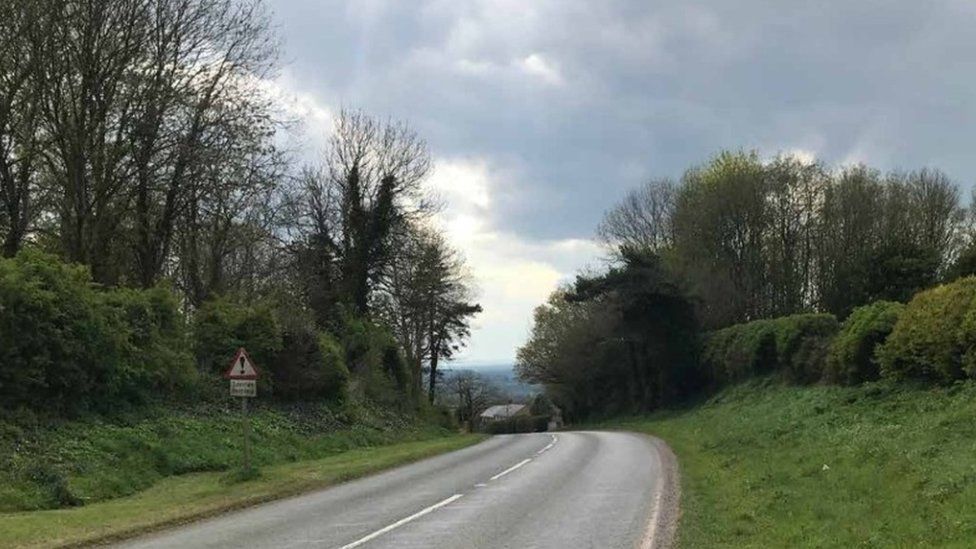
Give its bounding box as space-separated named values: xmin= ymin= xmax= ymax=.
xmin=517 ymin=249 xmax=700 ymax=420
xmin=877 ymin=277 xmax=976 ymax=382
xmin=603 ymin=153 xmax=962 ymax=328
xmin=269 ymin=327 xmax=349 ymax=402
xmin=192 ymin=297 xmax=283 ymax=380
xmin=99 ymin=286 xmax=197 ymax=401
xmin=340 ymin=315 xmax=412 ymax=408
xmin=825 ymin=301 xmax=904 ymax=385
xmin=611 ymin=380 xmax=976 ymax=546
xmin=702 ymin=313 xmax=838 ymax=386
xmin=0 ymin=399 xmax=452 ymax=512
xmin=0 ymin=251 xmax=195 ymax=414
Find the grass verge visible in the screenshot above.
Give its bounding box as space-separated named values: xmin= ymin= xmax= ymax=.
xmin=0 ymin=434 xmax=483 ymax=548
xmin=611 ymin=379 xmax=976 ymax=547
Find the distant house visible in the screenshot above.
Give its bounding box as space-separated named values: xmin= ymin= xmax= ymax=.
xmin=479 ymin=404 xmax=529 ymax=422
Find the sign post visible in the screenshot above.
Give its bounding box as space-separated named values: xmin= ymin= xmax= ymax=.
xmin=224 ymin=348 xmax=259 ymax=470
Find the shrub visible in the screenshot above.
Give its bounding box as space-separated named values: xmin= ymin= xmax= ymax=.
xmin=702 ymin=313 xmax=839 ymax=386
xmin=99 ymin=286 xmax=197 ymax=401
xmin=773 ymin=314 xmax=839 ymax=383
xmin=0 ymin=251 xmax=118 ymax=413
xmin=340 ymin=316 xmax=412 ymax=407
xmin=825 ymin=301 xmax=904 ymax=385
xmin=877 ymin=277 xmax=976 ymax=382
xmin=192 ymin=297 xmax=282 ymax=379
xmin=269 ymin=327 xmax=349 ymax=401
xmin=0 ymin=252 xmax=195 ymax=413
xmin=702 ymin=319 xmax=778 ymax=385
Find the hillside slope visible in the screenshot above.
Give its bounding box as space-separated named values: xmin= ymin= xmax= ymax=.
xmin=617 ymin=379 xmax=976 ymax=547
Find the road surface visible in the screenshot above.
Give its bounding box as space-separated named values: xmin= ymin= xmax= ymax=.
xmin=117 ymin=431 xmax=679 ymax=549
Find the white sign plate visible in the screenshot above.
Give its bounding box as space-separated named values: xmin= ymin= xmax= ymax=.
xmin=230 ymin=379 xmax=257 ymax=397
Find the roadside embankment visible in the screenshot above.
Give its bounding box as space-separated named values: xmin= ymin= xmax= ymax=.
xmin=613 ymin=379 xmax=976 ymax=547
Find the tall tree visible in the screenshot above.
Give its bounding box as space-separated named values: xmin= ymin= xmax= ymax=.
xmin=375 ymin=226 xmax=481 ymax=403
xmin=0 ymin=0 xmax=47 ymax=257
xmin=302 ymin=109 xmax=432 ymax=319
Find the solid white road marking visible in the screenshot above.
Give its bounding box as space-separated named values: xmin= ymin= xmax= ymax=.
xmin=489 ymin=458 xmax=532 ymax=481
xmin=337 ymin=494 xmax=463 ymax=549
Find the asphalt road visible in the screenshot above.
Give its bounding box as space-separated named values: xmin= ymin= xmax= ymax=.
xmin=117 ymin=431 xmax=678 ymax=549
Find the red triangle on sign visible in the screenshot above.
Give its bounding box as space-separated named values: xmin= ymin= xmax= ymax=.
xmin=224 ymin=347 xmax=260 ymax=380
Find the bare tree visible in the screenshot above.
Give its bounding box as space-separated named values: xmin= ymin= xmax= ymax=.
xmin=0 ymin=0 xmax=48 ymax=256
xmin=449 ymin=371 xmax=501 ymax=431
xmin=598 ymin=177 xmax=677 ymax=254
xmin=374 ymin=224 xmax=481 ymax=402
xmin=302 ymin=109 xmax=432 ymax=316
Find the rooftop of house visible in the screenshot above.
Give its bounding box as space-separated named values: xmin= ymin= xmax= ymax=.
xmin=480 ymin=404 xmax=527 ymax=419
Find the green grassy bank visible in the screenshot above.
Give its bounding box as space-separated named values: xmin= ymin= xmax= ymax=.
xmin=0 ymin=399 xmax=484 ymax=546
xmin=615 ymin=379 xmax=976 ymax=547
xmin=0 ymin=434 xmax=481 ymax=548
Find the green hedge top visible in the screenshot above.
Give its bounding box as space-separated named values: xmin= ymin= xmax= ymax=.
xmin=703 ymin=313 xmax=839 ymax=386
xmin=877 ymin=277 xmax=976 ymax=383
xmin=825 ymin=301 xmax=904 ymax=385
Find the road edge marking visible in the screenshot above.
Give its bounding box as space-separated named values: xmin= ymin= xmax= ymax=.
xmin=337 ymin=494 xmax=463 ymax=549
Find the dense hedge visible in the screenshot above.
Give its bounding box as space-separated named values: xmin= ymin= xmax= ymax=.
xmin=341 ymin=317 xmax=412 ymax=407
xmin=270 ymin=328 xmax=349 ymax=401
xmin=877 ymin=277 xmax=976 ymax=382
xmin=825 ymin=301 xmax=904 ymax=385
xmin=702 ymin=313 xmax=839 ymax=386
xmin=192 ymin=297 xmax=283 ymax=379
xmin=0 ymin=253 xmax=366 ymax=414
xmin=0 ymin=252 xmax=196 ymax=414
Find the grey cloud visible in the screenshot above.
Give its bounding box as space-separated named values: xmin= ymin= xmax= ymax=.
xmin=270 ymin=0 xmax=976 ymax=240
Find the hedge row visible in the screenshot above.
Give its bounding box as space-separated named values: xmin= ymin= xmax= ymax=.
xmin=702 ymin=313 xmax=839 ymax=386
xmin=0 ymin=252 xmax=196 ymax=413
xmin=825 ymin=301 xmax=904 ymax=385
xmin=703 ymin=276 xmax=976 ymax=387
xmin=0 ymin=252 xmax=409 ymax=415
xmin=877 ymin=277 xmax=976 ymax=383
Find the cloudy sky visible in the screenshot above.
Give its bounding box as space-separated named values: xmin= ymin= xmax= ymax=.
xmin=267 ymin=0 xmax=976 ymax=365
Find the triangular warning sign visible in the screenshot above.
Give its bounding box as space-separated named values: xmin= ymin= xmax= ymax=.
xmin=224 ymin=347 xmax=260 ymax=380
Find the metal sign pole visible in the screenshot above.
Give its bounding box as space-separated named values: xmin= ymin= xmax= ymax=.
xmin=242 ymin=396 xmax=251 ymax=470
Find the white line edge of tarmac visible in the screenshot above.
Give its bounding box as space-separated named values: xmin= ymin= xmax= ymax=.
xmin=337 ymin=494 xmax=464 ymax=549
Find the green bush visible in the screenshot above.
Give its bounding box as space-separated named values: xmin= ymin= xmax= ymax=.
xmin=0 ymin=252 xmax=196 ymax=413
xmin=702 ymin=313 xmax=839 ymax=386
xmin=192 ymin=297 xmax=282 ymax=379
xmin=340 ymin=316 xmax=412 ymax=407
xmin=877 ymin=277 xmax=976 ymax=382
xmin=773 ymin=314 xmax=839 ymax=383
xmin=99 ymin=286 xmax=197 ymax=401
xmin=825 ymin=301 xmax=904 ymax=385
xmin=269 ymin=327 xmax=348 ymax=401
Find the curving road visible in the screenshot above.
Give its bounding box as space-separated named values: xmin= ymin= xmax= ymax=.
xmin=117 ymin=431 xmax=679 ymax=549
